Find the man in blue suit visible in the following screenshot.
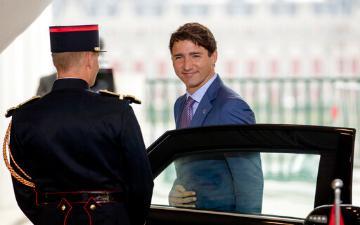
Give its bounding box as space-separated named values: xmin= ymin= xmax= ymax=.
xmin=168 ymin=22 xmax=263 ymax=213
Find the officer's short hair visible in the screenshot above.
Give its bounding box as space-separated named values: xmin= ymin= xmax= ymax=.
xmin=52 ymin=52 xmax=86 ymax=72
xmin=169 ymin=22 xmax=217 ymax=57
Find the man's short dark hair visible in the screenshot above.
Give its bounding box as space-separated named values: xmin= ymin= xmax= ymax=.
xmin=169 ymin=22 xmax=217 ymax=56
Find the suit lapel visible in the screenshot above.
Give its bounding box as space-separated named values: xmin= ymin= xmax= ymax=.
xmin=190 ymin=76 xmax=222 ymax=127
xmin=175 ymin=94 xmax=187 ymax=128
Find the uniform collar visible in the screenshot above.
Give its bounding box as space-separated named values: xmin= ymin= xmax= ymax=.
xmin=52 ymin=78 xmax=89 ymax=91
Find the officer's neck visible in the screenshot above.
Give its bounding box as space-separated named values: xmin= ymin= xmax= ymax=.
xmin=57 ymin=69 xmax=92 ymax=86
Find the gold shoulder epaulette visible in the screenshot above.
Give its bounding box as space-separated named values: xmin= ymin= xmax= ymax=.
xmin=121 ymin=94 xmax=141 ymax=104
xmin=99 ymin=90 xmax=141 ymax=104
xmin=99 ymin=90 xmax=120 ymax=98
xmin=5 ymin=96 xmax=41 ymax=118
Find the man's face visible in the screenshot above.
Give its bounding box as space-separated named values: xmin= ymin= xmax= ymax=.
xmin=171 ymin=40 xmax=217 ymax=94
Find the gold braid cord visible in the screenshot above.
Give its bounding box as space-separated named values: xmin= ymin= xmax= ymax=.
xmin=3 ymin=121 xmax=35 ymax=188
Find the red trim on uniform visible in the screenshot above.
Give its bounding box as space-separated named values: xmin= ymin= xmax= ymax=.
xmin=50 ymin=25 xmax=98 ymax=33
xmin=34 ymin=189 xmax=39 ymax=206
xmin=39 ymin=189 xmax=121 ymax=195
xmin=57 ymin=198 xmax=73 ymax=225
xmin=83 ymin=197 xmax=99 ymax=225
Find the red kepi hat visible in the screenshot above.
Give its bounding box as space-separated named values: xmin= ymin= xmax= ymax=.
xmin=49 ymin=24 xmax=105 ymax=53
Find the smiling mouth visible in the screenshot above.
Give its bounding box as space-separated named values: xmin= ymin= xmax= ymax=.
xmin=182 ymin=72 xmax=196 ymax=76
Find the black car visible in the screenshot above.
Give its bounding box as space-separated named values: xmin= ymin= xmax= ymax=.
xmin=146 ymin=124 xmax=359 ymax=225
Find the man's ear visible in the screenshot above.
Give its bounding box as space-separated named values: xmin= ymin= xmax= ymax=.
xmin=85 ymin=52 xmax=92 ymax=68
xmin=211 ymin=50 xmax=218 ymax=65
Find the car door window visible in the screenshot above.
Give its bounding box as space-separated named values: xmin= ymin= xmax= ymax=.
xmin=152 ymin=151 xmax=320 ymax=218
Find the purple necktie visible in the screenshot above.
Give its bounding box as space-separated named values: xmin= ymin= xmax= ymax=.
xmin=179 ymin=96 xmax=196 ymax=128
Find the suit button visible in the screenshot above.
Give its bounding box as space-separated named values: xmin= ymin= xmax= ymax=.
xmin=60 ymin=204 xmax=66 ymax=211
xmin=89 ymin=204 xmax=96 ymax=211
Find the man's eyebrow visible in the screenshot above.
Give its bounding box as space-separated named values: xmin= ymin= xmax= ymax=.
xmin=173 ymin=53 xmax=183 ymax=57
xmin=172 ymin=51 xmax=203 ymax=57
xmin=189 ymin=51 xmax=202 ymax=55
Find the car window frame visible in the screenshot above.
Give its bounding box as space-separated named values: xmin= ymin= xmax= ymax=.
xmin=147 ymin=124 xmax=355 ymax=208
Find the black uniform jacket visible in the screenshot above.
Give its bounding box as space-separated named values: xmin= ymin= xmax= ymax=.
xmin=9 ymin=79 xmax=153 ymax=225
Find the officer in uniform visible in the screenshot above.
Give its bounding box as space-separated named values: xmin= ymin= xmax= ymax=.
xmin=3 ymin=24 xmax=153 ymax=225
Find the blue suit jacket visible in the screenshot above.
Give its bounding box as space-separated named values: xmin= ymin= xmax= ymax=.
xmin=173 ymin=76 xmax=263 ymax=213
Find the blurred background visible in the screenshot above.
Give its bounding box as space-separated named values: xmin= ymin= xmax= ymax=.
xmin=0 ymin=0 xmax=359 ymax=224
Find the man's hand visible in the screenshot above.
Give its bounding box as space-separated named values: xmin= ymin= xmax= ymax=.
xmin=169 ymin=185 xmax=197 ymax=208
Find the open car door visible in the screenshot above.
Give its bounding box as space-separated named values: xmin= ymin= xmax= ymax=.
xmin=147 ymin=124 xmax=357 ymax=225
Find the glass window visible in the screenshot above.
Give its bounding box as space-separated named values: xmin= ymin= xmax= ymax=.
xmin=152 ymin=151 xmax=320 ymax=218
xmin=312 ymin=0 xmax=353 ymax=15
xmin=270 ymin=2 xmax=297 ymax=16
xmin=134 ymin=0 xmax=164 ymax=16
xmin=180 ymin=4 xmax=209 ymax=16
xmin=78 ymin=0 xmax=120 ymax=17
xmin=226 ymin=1 xmax=254 ymax=16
